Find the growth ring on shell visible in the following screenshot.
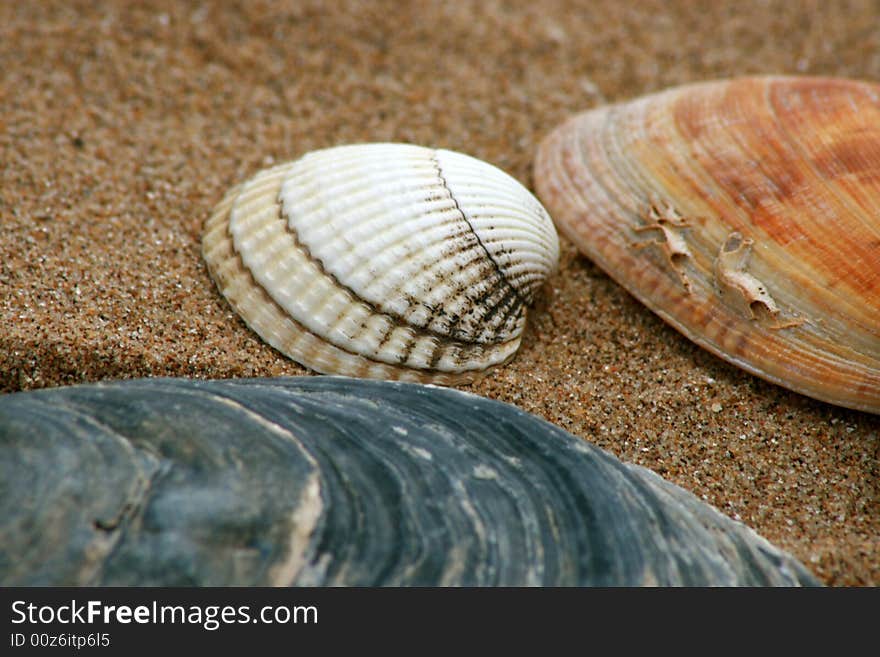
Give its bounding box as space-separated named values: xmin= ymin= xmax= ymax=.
xmin=0 ymin=376 xmax=820 ymax=586
xmin=535 ymin=76 xmax=880 ymax=413
xmin=203 ymin=143 xmax=560 ymax=384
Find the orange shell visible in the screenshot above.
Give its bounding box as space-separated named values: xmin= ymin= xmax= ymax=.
xmin=535 ymin=76 xmax=880 ymax=414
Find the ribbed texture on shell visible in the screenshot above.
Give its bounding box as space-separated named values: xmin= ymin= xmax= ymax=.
xmin=535 ymin=76 xmax=880 ymax=413
xmin=203 ymin=143 xmax=559 ymax=382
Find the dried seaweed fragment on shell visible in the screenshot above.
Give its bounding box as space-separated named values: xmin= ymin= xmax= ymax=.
xmin=202 ymin=143 xmax=560 ymax=384
xmin=0 ymin=376 xmax=820 ymax=586
xmin=535 ymin=76 xmax=880 ymax=414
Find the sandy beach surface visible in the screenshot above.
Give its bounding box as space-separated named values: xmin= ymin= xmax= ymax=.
xmin=1 ymin=0 xmax=877 ymax=585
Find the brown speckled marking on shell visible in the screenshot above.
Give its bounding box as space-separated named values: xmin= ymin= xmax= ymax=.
xmin=203 ymin=143 xmax=559 ymax=383
xmin=535 ymin=76 xmax=880 ymax=413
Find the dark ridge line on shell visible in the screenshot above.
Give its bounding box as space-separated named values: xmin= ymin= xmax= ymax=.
xmin=410 ymin=180 xmax=526 ymax=342
xmin=369 ymin=230 xmax=505 ymax=347
xmin=270 ymin=188 xmax=514 ymax=350
xmin=372 ymin=187 xmax=521 ymax=345
xmin=466 ymin=243 xmax=529 ymax=338
xmin=456 ymin=279 xmax=524 ymax=342
xmin=420 ymin=242 xmax=525 ymax=343
xmin=430 ymin=152 xmax=529 ymax=312
xmin=219 ymin=207 xmax=511 ymax=375
xmin=274 ymin=197 xmax=451 ymax=367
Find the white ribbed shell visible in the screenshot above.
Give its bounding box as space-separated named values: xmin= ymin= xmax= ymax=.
xmin=202 ymin=143 xmax=559 ymax=383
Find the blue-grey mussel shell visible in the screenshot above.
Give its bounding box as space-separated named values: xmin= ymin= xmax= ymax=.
xmin=0 ymin=377 xmax=818 ymax=586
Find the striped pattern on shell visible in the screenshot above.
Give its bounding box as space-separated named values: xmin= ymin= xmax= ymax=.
xmin=535 ymin=76 xmax=880 ymax=413
xmin=203 ymin=143 xmax=559 ymax=384
xmin=0 ymin=377 xmax=820 ymax=586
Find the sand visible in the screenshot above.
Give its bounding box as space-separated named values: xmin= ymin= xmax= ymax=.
xmin=1 ymin=0 xmax=877 ymax=585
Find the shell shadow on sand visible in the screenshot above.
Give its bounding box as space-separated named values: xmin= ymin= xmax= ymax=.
xmin=0 ymin=376 xmax=819 ymax=586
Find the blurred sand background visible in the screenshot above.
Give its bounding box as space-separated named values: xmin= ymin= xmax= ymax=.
xmin=1 ymin=0 xmax=877 ymax=585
